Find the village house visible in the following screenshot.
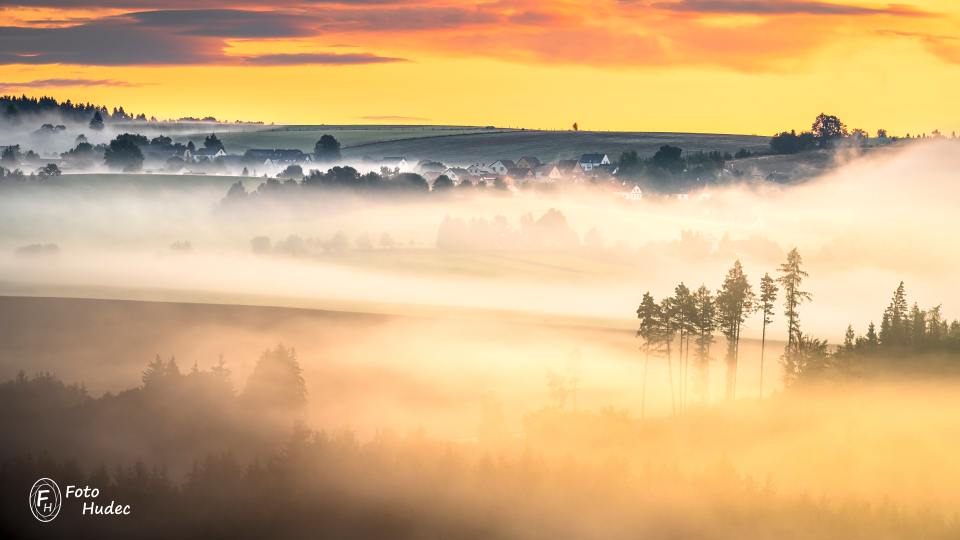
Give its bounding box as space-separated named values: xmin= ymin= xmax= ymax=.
xmin=415 ymin=160 xmax=447 ymax=180
xmin=244 ymin=149 xmax=311 ymax=167
xmin=467 ymin=162 xmax=493 ymax=176
xmin=556 ymin=159 xmax=580 ymax=176
xmin=472 ymin=172 xmax=498 ymax=187
xmin=193 ymin=147 xmax=226 ymax=161
xmin=533 ymin=164 xmax=563 ymax=183
xmin=616 ymin=184 xmax=643 ymax=201
xmin=577 ymin=153 xmax=610 ymax=172
xmin=381 ymin=156 xmax=409 ymax=171
xmin=489 ymin=159 xmax=516 ymax=175
xmin=441 ymin=167 xmax=471 ymax=185
xmin=505 ymin=167 xmax=533 ymax=185
xmin=516 ymin=156 xmax=542 ymax=169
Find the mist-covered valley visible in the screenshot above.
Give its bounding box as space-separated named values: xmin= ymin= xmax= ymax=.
xmin=2 ymin=139 xmax=958 ymax=339
xmin=3 ymin=117 xmax=960 ymax=539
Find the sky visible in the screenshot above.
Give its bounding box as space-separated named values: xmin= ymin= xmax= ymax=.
xmin=1 ymin=0 xmax=959 ymax=134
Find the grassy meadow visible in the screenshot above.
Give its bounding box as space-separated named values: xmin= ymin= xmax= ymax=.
xmin=174 ymin=125 xmax=512 ymax=154
xmin=172 ymin=124 xmax=769 ymax=164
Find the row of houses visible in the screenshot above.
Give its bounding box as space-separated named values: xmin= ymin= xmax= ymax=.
xmin=400 ymin=153 xmax=615 ymax=188
xmin=186 ymin=148 xmax=313 ymax=167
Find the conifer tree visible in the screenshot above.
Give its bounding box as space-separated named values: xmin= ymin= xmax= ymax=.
xmin=636 ymin=293 xmax=661 ymax=419
xmin=778 ymin=248 xmax=811 ymax=366
xmin=670 ymin=283 xmax=696 ymax=409
xmin=716 ymin=260 xmax=755 ymax=401
xmin=142 ymin=354 xmax=165 ymax=388
xmin=880 ymin=282 xmax=908 ymax=348
xmin=758 ymin=273 xmax=778 ymax=399
xmin=690 ymin=285 xmax=717 ymax=403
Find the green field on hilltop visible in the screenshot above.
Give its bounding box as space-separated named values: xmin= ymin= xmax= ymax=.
xmin=339 ymin=129 xmax=770 ymax=165
xmin=173 ymin=125 xmax=510 ymax=154
xmin=171 ymin=125 xmax=769 ymax=166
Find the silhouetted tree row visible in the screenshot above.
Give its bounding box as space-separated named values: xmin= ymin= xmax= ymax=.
xmin=637 ymin=248 xmax=818 ymax=405
xmin=769 ymin=113 xmax=884 ymax=154
xmin=0 ymin=346 xmax=307 ymax=473
xmin=3 ymin=378 xmax=953 ymax=540
xmin=1 ymin=95 xmax=153 ymax=126
xmin=838 ymin=282 xmax=960 ymax=361
xmin=639 ymin=247 xmax=960 ymax=395
xmin=221 ymin=165 xmax=490 ymax=207
xmin=617 ymin=145 xmax=730 ymax=188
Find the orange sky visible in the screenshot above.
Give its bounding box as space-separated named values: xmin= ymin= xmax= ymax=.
xmin=1 ymin=0 xmax=959 ymax=134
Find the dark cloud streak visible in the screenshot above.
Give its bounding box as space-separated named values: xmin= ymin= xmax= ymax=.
xmin=0 ymin=9 xmax=411 ymax=65
xmin=0 ymin=77 xmax=141 ymax=90
xmin=243 ymin=52 xmax=407 ymax=65
xmin=652 ymin=0 xmax=933 ymax=17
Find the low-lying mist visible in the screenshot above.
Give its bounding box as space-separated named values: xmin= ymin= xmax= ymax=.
xmin=1 ymin=140 xmax=957 ymax=341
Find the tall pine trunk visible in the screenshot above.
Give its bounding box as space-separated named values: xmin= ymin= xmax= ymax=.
xmin=759 ymin=319 xmax=767 ymax=399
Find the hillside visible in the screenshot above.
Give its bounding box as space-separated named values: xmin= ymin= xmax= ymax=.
xmin=174 ymin=125 xmax=769 ymax=165
xmin=176 ymin=125 xmax=513 ymax=154
xmin=339 ymin=129 xmax=769 ymax=165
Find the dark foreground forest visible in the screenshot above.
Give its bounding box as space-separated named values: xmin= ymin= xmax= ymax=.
xmin=4 ymin=343 xmax=960 ymax=539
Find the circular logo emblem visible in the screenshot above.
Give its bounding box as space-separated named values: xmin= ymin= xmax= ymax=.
xmin=29 ymin=478 xmax=62 ymax=523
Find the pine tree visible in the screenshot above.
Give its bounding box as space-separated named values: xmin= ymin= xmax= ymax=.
xmin=211 ymin=354 xmax=233 ymax=394
xmin=166 ymin=356 xmax=181 ymax=377
xmin=716 ymin=260 xmax=755 ymax=401
xmin=142 ymin=354 xmax=165 ymax=388
xmin=865 ymin=322 xmax=879 ymax=350
xmin=89 ymin=110 xmax=104 ymax=130
xmin=843 ymin=325 xmax=856 ymax=352
xmin=927 ymin=305 xmax=944 ymax=347
xmin=636 ymin=293 xmax=661 ymax=419
xmin=690 ymin=285 xmax=717 ymax=403
xmin=659 ymin=297 xmax=677 ymax=414
xmin=879 ymin=282 xmax=908 ymax=348
xmin=671 ymin=283 xmax=696 ymax=410
xmin=758 ymin=273 xmax=778 ymax=399
xmin=910 ymin=303 xmax=927 ymax=349
xmin=778 ymin=248 xmax=812 ymax=369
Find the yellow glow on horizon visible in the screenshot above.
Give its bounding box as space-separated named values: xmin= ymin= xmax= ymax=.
xmin=0 ymin=1 xmax=958 ymax=134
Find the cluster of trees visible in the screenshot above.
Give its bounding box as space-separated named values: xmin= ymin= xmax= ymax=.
xmin=104 ymin=134 xmax=148 ymax=171
xmin=93 ymin=132 xmax=219 ymax=172
xmin=0 ymin=159 xmax=62 ymax=180
xmin=1 ymin=95 xmax=153 ymax=126
xmin=617 ymin=145 xmax=732 ymax=188
xmin=638 ymin=249 xmax=960 ymax=400
xmin=0 ymin=144 xmax=40 ymax=167
xmin=4 ymin=365 xmax=954 ymax=539
xmin=769 ymin=113 xmax=879 ymax=154
xmin=837 ymin=282 xmax=960 ymax=363
xmin=223 ymin=165 xmax=495 ymax=207
xmin=250 ymin=230 xmax=401 ymax=256
xmin=314 ymin=134 xmax=341 ymax=162
xmin=0 ymin=345 xmax=307 ymax=476
xmin=436 ymin=209 xmax=580 ymax=251
xmin=636 ymin=249 xmax=815 ymax=411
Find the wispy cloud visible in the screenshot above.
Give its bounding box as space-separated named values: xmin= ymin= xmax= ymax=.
xmin=879 ymin=28 xmax=960 ymax=64
xmin=0 ymin=77 xmax=140 ymax=91
xmin=243 ymin=52 xmax=407 ymax=66
xmin=0 ymin=1 xmax=946 ymax=71
xmin=0 ymin=9 xmax=406 ymax=65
